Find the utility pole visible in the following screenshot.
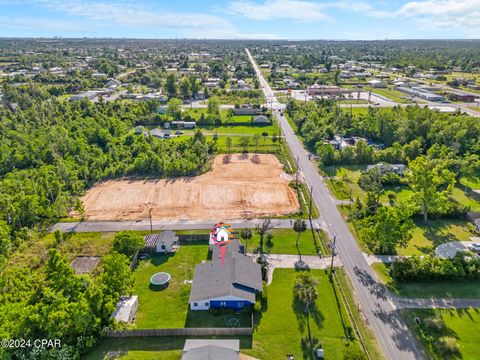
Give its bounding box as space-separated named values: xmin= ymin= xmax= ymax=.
xmin=330 ymin=235 xmax=337 ymax=275
xmin=308 ymin=185 xmax=313 ymax=220
xmin=295 ymin=156 xmax=300 ymax=187
xmin=149 ymin=208 xmax=153 ymax=235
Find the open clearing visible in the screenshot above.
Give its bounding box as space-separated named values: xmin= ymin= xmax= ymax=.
xmin=80 ymin=154 xmax=299 ymax=221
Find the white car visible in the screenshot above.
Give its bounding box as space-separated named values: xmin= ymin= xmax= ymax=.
xmin=467 ymin=243 xmax=480 ymax=253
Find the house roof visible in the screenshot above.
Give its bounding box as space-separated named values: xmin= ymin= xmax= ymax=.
xmin=189 ymin=239 xmax=262 ymax=303
xmin=183 ymin=339 xmax=239 ymax=353
xmin=182 ymin=345 xmax=238 ymax=360
xmin=144 ymin=230 xmax=178 ymax=247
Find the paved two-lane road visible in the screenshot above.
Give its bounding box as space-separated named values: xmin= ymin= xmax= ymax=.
xmin=246 ymin=48 xmax=425 ymax=360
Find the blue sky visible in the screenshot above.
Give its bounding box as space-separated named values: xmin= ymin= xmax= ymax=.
xmin=0 ymin=0 xmax=479 ymax=39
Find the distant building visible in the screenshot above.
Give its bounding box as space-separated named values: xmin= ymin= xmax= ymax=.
xmin=367 ymin=163 xmax=406 ymax=176
xmin=233 ymin=108 xmax=262 ymax=116
xmin=171 ymin=121 xmax=196 ymax=129
xmin=368 ymin=79 xmax=387 ymax=88
xmin=306 ymin=85 xmax=355 ymax=97
xmin=69 ymin=91 xmax=97 ymax=102
xmin=253 ymin=115 xmax=270 ymax=124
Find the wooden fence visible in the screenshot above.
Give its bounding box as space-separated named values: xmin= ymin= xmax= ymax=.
xmin=104 ymin=327 xmax=252 ymax=338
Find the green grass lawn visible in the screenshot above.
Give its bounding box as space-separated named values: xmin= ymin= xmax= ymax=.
xmin=246 ymin=228 xmax=327 ymax=255
xmin=450 ymin=186 xmax=480 ymax=212
xmin=243 ymin=269 xmax=365 ymax=360
xmin=405 ymin=308 xmax=480 ymax=360
xmin=398 ymin=219 xmax=475 ymax=256
xmin=372 ymin=263 xmax=480 ymax=298
xmin=132 ymin=243 xmax=250 ymax=329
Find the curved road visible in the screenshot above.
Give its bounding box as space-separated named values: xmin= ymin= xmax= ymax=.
xmin=246 ymin=48 xmax=425 ymax=360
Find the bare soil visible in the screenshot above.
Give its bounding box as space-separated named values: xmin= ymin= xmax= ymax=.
xmin=80 ymin=154 xmax=299 ymax=221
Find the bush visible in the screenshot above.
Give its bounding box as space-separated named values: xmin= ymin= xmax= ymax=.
xmin=113 ymin=230 xmax=144 ymax=258
xmin=424 ymin=316 xmax=445 ymax=332
xmin=390 ymin=253 xmax=480 ymax=282
xmin=435 ymin=336 xmax=460 ymax=357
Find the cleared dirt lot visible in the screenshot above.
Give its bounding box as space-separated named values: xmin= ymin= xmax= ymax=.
xmin=80 ymin=154 xmax=299 ymax=221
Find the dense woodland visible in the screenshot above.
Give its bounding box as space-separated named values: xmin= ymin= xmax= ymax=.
xmin=0 ymin=84 xmax=212 ymax=267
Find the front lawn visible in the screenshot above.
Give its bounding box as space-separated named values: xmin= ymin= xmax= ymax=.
xmin=405 ymin=309 xmax=480 ymax=360
xmin=246 ymin=228 xmax=327 ymax=256
xmin=372 ymin=263 xmax=480 ymax=298
xmin=244 ymin=269 xmax=366 ymax=360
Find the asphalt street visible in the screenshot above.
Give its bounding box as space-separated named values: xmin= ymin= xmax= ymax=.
xmin=52 ymin=218 xmax=311 ymax=232
xmin=246 ymin=48 xmax=426 ymax=360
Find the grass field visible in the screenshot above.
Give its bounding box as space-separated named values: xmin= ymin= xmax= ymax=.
xmin=405 ymin=308 xmax=480 ymax=360
xmin=132 ymin=242 xmax=251 ymax=329
xmin=398 ymin=219 xmax=475 ymax=256
xmin=245 ymin=228 xmax=327 ymax=255
xmin=338 ymin=204 xmax=475 ymax=256
xmin=372 ymin=262 xmax=480 ymax=298
xmin=368 ymin=87 xmax=411 ymax=103
xmin=243 ymin=269 xmax=366 ymax=360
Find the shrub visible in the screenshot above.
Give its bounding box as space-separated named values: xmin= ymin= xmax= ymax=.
xmin=113 ymin=230 xmax=144 ymax=258
xmin=435 ymin=336 xmax=459 ymax=357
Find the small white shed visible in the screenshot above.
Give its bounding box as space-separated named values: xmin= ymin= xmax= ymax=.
xmin=111 ymin=295 xmax=138 ymax=323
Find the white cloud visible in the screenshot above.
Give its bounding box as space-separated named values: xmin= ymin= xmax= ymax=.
xmin=226 ymin=0 xmax=393 ymax=21
xmin=0 ymin=16 xmax=85 ymax=32
xmin=396 ymin=0 xmax=480 ymax=28
xmin=227 ymin=0 xmax=329 ymax=21
xmin=0 ymin=0 xmax=281 ymax=38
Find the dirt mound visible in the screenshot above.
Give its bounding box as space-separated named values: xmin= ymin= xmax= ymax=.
xmin=80 ymin=154 xmax=299 ymax=221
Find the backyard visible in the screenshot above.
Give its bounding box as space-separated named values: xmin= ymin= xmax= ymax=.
xmin=132 ymin=242 xmax=251 ymax=329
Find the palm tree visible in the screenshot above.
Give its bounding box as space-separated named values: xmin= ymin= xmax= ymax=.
xmin=294 ymin=272 xmax=319 ymax=313
xmin=294 ymin=272 xmax=319 ymax=359
xmin=240 ymin=228 xmax=252 ymax=254
xmin=293 ymin=219 xmax=307 ymax=248
xmin=253 ymin=134 xmax=260 ymax=153
xmin=226 ymin=137 xmax=233 ymax=153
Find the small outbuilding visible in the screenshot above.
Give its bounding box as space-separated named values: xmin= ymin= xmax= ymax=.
xmin=144 ymin=230 xmax=179 ymax=253
xmin=253 ymin=115 xmax=270 ymax=124
xmin=111 ymin=295 xmax=138 ymax=323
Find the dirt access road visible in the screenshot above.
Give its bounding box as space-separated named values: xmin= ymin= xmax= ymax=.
xmin=80 ymin=154 xmax=299 ymax=221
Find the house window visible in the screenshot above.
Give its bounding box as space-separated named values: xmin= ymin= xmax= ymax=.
xmin=238 ymin=301 xmax=243 ymax=307
xmin=205 ymin=302 xmax=209 ymax=306
xmin=220 ymin=301 xmax=227 ymax=307
xmin=161 ymin=245 xmax=166 ymax=249
xmin=194 ymin=302 xmax=198 ymax=307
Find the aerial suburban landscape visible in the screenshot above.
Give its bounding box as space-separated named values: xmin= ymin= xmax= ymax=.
xmin=1 ymin=1 xmax=480 ymax=360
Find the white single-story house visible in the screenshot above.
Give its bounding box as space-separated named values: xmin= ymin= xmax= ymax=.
xmin=368 ymin=79 xmax=387 ymax=88
xmin=253 ymin=115 xmax=270 ymax=124
xmin=111 ymin=295 xmax=138 ymax=323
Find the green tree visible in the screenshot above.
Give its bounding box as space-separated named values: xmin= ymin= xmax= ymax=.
xmin=180 ymin=77 xmax=190 ymax=99
xmin=407 ymin=156 xmax=455 ymax=223
xmin=253 ymin=134 xmax=260 ymax=153
xmin=358 ymin=168 xmax=384 ymax=209
xmin=294 ymin=272 xmax=319 ymax=313
xmin=166 ymin=98 xmax=182 ymax=121
xmin=293 ymin=219 xmax=307 ymax=249
xmin=207 ymin=96 xmax=220 ymax=122
xmin=240 ymin=228 xmax=252 ymax=253
xmin=101 ymin=252 xmax=133 ymax=300
xmin=165 ymin=73 xmax=177 ymax=98
xmin=226 ymin=137 xmax=233 ymax=153
xmin=113 ymin=230 xmax=144 ymax=258
xmin=239 ymin=136 xmax=250 ymax=152
xmin=361 ymin=205 xmax=414 ymax=254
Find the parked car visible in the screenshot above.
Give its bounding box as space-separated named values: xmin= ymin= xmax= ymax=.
xmin=467 ymin=243 xmax=480 ymax=253
xmin=175 ymin=130 xmax=184 ymax=135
